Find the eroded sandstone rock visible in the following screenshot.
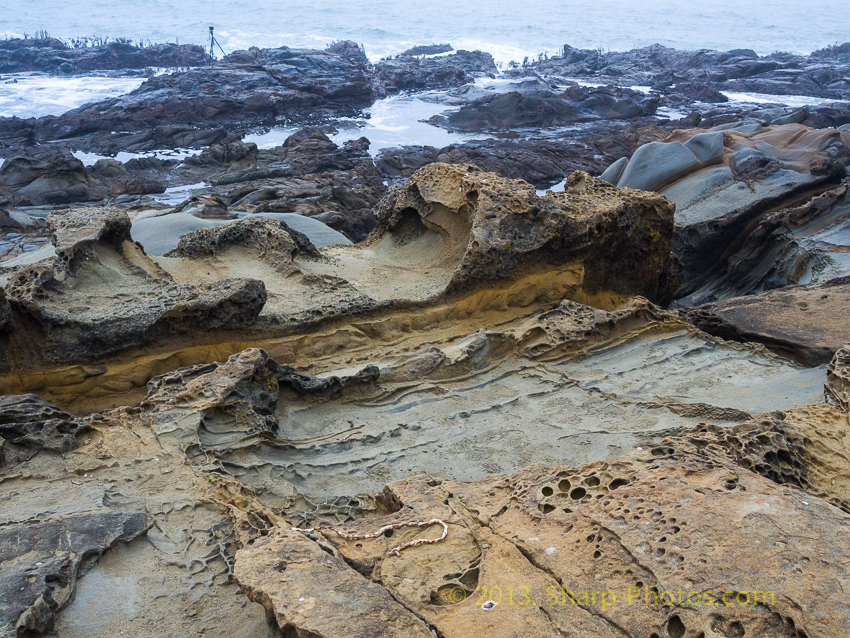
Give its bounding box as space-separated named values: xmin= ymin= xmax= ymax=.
xmin=229 ymin=411 xmax=850 ymax=638
xmin=826 ymin=344 xmax=850 ymax=411
xmin=141 ymin=347 xmax=378 ymax=460
xmin=0 ymin=393 xmax=88 ymax=454
xmin=376 ymin=164 xmax=674 ymax=301
xmin=598 ymin=124 xmax=850 ymax=299
xmin=0 ymin=293 xmax=844 ymax=636
xmin=166 ymin=216 xmax=320 ymax=263
xmin=0 ymin=208 xmax=267 ymax=372
xmin=0 ymin=289 xmax=10 ymax=334
xmin=0 ymin=498 xmax=149 ymax=638
xmin=234 ymin=526 xmax=435 ymax=637
xmin=677 ymin=182 xmax=850 ymax=304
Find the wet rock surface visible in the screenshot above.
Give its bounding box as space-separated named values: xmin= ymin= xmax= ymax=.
xmin=0 ymin=41 xmax=377 ymax=153
xmin=520 ymin=42 xmax=850 ymax=101
xmin=0 ymin=146 xmax=164 ymax=206
xmin=0 ymin=37 xmax=208 ymax=73
xmin=0 ymin=44 xmax=498 ymax=155
xmin=430 ymin=83 xmax=659 ymax=132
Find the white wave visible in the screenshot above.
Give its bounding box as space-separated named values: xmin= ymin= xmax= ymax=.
xmin=0 ymin=73 xmax=145 ymax=118
xmin=722 ymin=91 xmax=849 ymax=107
xmin=72 ymin=148 xmax=200 ymax=166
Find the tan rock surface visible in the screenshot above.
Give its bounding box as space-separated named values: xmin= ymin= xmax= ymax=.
xmin=0 ymin=166 xmax=675 ymax=406
xmin=2 ymin=159 xmax=849 ymax=638
xmin=230 ymin=403 xmax=850 ymax=638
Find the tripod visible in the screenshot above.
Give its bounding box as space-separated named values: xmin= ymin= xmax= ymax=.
xmin=208 ymin=26 xmax=227 ymax=65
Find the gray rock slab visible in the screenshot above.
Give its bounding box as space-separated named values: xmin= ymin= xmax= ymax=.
xmin=131 ymin=212 xmax=351 ymax=256
xmin=616 ymin=141 xmax=700 ymax=191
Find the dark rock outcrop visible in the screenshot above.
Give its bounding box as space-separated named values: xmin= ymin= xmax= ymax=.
xmin=376 ymin=138 xmax=609 ymax=184
xmin=0 ymin=511 xmax=149 ymax=637
xmin=373 ymin=50 xmax=496 ymax=92
xmin=0 ymin=41 xmax=377 ymax=153
xmin=174 ymin=195 xmax=235 ymax=219
xmin=399 ymin=44 xmax=454 ymax=57
xmin=431 ymin=84 xmax=658 ymax=132
xmin=171 ymin=129 xmax=385 ymax=242
xmin=0 ymin=146 xmax=164 ymax=206
xmin=0 ymin=37 xmax=208 ymax=73
xmin=0 ymin=393 xmax=89 ymax=453
xmin=523 ymin=42 xmax=850 ymax=101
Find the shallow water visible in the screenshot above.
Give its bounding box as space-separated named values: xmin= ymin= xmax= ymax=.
xmin=244 ymin=93 xmax=482 ymax=155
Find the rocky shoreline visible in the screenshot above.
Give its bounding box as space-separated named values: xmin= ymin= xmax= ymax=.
xmin=1 ymin=34 xmax=850 ymax=638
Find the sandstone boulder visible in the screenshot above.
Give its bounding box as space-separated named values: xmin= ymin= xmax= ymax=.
xmin=0 ymin=393 xmax=88 ymax=454
xmin=375 ymin=164 xmax=674 ymax=301
xmin=0 ymin=208 xmax=267 ymax=372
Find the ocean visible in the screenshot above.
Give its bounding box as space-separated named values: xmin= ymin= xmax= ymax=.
xmin=2 ymin=0 xmax=848 ymax=66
